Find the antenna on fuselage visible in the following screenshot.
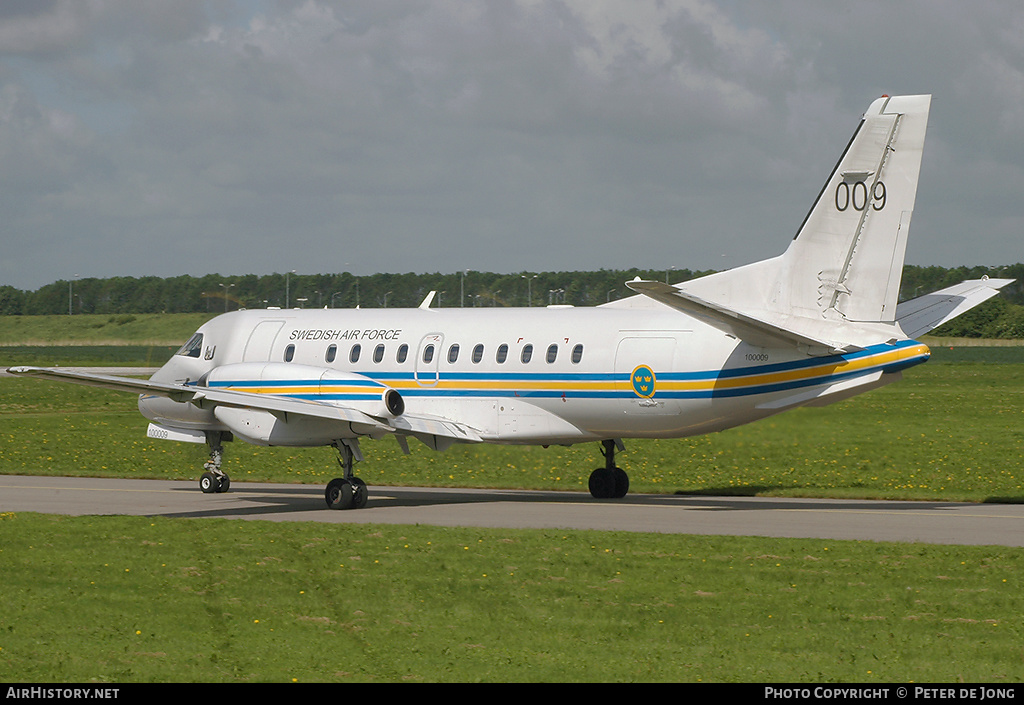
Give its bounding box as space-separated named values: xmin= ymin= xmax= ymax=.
xmin=419 ymin=291 xmax=436 ymax=309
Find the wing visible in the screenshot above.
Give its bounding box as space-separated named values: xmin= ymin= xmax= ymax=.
xmin=5 ymin=366 xmax=482 ymax=447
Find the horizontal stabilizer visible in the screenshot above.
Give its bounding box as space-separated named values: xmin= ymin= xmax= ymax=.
xmin=625 ymin=279 xmax=850 ymax=354
xmin=896 ymin=278 xmax=1014 ymax=338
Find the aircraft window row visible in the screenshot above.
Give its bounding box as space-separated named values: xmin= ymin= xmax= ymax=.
xmin=418 ymin=342 xmax=583 ymax=365
xmin=292 ymin=342 xmax=585 ymax=365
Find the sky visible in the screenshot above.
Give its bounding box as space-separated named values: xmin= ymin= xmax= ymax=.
xmin=1 ymin=0 xmax=1022 ymax=291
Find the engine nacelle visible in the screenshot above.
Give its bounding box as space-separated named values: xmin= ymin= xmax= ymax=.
xmin=203 ymin=362 xmax=405 ymax=419
xmin=212 ymin=405 xmax=348 ymax=446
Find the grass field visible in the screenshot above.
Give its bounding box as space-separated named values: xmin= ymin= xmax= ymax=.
xmin=0 ymin=313 xmax=213 ymax=347
xmin=2 ymin=341 xmax=1024 ymax=682
xmin=1 ymin=513 xmax=1021 ymax=683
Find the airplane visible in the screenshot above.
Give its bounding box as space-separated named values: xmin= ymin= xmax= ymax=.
xmin=9 ymin=94 xmax=1013 ymax=509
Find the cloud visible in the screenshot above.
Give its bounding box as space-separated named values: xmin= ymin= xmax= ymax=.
xmin=1 ymin=0 xmax=1022 ymax=290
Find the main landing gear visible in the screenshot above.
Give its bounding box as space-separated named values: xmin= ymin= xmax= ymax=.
xmin=325 ymin=439 xmax=368 ymax=510
xmin=588 ymin=439 xmax=629 ymax=499
xmin=199 ymin=431 xmax=230 ymax=494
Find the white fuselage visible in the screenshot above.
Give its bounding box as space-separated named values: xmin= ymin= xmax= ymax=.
xmin=139 ymin=302 xmax=930 ymax=448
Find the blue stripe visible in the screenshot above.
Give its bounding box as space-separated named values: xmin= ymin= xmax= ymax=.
xmin=205 ymin=341 xmax=927 ymax=402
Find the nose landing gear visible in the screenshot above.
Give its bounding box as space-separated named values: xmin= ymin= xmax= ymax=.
xmin=199 ymin=431 xmax=230 ymax=493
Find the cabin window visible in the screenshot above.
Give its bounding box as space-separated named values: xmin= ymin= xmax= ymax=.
xmin=422 ymin=344 xmax=435 ymax=364
xmin=546 ymin=344 xmax=558 ymax=363
xmin=350 ymin=344 xmax=361 ymax=364
xmin=374 ymin=344 xmax=385 ymax=363
xmin=521 ymin=344 xmax=533 ymax=364
xmin=284 ymin=344 xmax=295 ymax=362
xmin=496 ymin=344 xmax=509 ymax=364
xmin=326 ymin=345 xmax=337 ymax=363
xmin=176 ymin=333 xmax=203 ymax=358
xmin=572 ymin=344 xmax=584 ymax=364
xmin=448 ymin=344 xmax=460 ymax=364
xmin=472 ymin=344 xmax=484 ymax=364
xmin=397 ymin=344 xmax=409 ymax=364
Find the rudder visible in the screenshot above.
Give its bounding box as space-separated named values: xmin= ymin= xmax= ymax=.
xmin=781 ymin=94 xmax=931 ymax=323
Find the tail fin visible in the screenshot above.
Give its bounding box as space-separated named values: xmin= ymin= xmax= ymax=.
xmin=783 ymin=94 xmax=931 ymax=323
xmin=646 ymin=95 xmax=933 ymax=352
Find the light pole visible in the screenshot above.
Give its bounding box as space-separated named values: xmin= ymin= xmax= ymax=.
xmin=219 ymin=283 xmax=235 ymax=312
xmin=286 ymin=270 xmax=295 ymax=308
xmin=68 ymin=274 xmax=78 ymax=315
xmin=522 ymin=274 xmax=537 ymax=307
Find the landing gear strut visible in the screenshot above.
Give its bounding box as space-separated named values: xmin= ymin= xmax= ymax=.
xmin=199 ymin=431 xmax=230 ymax=493
xmin=588 ymin=439 xmax=629 ymax=499
xmin=325 ymin=439 xmax=368 ymax=510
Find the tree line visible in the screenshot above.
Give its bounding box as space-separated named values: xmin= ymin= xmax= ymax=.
xmin=2 ymin=264 xmax=1023 ymax=337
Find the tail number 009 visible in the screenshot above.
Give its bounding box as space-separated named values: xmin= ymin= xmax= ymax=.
xmin=835 ymin=180 xmax=886 ymax=212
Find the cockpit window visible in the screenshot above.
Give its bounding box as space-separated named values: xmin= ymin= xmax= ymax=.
xmin=176 ymin=333 xmax=204 ymax=358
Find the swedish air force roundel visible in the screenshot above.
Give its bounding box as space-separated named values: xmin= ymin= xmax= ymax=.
xmin=630 ymin=365 xmax=656 ymax=398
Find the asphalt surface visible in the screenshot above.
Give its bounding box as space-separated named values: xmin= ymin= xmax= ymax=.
xmin=1 ymin=475 xmax=1022 ymax=546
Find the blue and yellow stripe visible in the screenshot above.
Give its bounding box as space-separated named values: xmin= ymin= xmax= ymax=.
xmin=203 ymin=340 xmax=929 ymax=404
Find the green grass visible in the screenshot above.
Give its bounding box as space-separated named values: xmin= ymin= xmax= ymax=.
xmin=0 ymin=313 xmax=212 ymax=346
xmin=1 ymin=512 xmax=1021 ymax=683
xmin=924 ymin=342 xmax=1024 ymax=364
xmin=0 ymin=345 xmax=176 ymax=367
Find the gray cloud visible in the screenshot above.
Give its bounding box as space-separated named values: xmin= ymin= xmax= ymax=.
xmin=1 ymin=0 xmax=1021 ymax=290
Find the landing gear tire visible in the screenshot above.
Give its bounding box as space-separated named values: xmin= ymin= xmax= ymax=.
xmin=325 ymin=476 xmax=367 ymax=510
xmin=589 ymin=439 xmax=629 ymax=499
xmin=325 ymin=477 xmax=353 ymax=509
xmin=200 ymin=471 xmax=229 ymax=494
xmin=588 ymin=467 xmax=629 ymax=499
xmin=350 ymin=477 xmax=368 ymax=509
xmin=325 ymin=439 xmax=369 ymax=510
